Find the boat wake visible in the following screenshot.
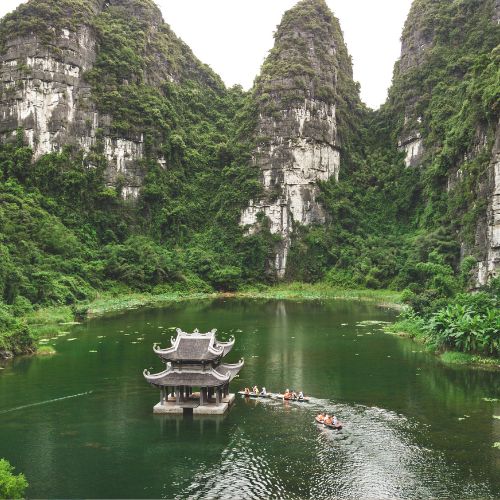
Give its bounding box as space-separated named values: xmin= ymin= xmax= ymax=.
xmin=0 ymin=391 xmax=93 ymax=415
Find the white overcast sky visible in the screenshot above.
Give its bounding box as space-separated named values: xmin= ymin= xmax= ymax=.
xmin=0 ymin=0 xmax=413 ymax=109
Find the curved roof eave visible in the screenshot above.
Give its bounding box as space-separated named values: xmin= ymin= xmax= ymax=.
xmin=217 ymin=336 xmax=235 ymax=356
xmin=143 ymin=366 xmax=232 ymax=387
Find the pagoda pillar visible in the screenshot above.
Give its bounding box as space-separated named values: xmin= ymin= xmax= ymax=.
xmin=216 ymin=387 xmax=222 ymax=405
xmin=175 ymin=386 xmax=181 ymax=404
xmin=160 ymin=387 xmax=166 ymax=406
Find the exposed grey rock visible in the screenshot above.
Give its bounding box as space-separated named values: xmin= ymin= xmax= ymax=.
xmin=0 ymin=349 xmax=13 ymax=360
xmin=0 ymin=27 xmax=97 ymax=157
xmin=494 ymin=0 xmax=500 ymax=24
xmin=0 ymin=22 xmax=145 ymax=196
xmin=241 ymin=0 xmax=352 ymax=277
xmin=394 ymin=1 xmax=436 ymax=168
xmin=475 ymin=121 xmax=500 ymax=285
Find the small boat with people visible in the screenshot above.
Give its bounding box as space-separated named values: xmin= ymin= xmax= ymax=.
xmin=315 ymin=412 xmax=342 ymax=430
xmin=280 ymin=389 xmax=310 ymax=403
xmin=238 ymin=386 xmax=312 ymax=401
xmin=238 ymin=386 xmax=273 ymax=398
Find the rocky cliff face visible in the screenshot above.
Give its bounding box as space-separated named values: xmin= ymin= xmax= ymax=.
xmin=393 ymin=0 xmax=437 ymax=168
xmin=390 ymin=0 xmax=500 ymax=285
xmin=0 ymin=0 xmax=221 ymax=200
xmin=241 ymin=0 xmax=359 ymax=277
xmin=475 ymin=122 xmax=500 ymax=285
xmin=0 ymin=0 xmax=140 ymax=197
xmin=475 ymin=0 xmax=500 ymax=285
xmin=0 ymin=25 xmax=97 ymax=156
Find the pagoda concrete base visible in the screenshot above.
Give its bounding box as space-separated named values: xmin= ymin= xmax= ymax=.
xmin=153 ymin=394 xmax=236 ymax=415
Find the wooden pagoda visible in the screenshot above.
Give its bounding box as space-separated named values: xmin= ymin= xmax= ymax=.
xmin=143 ymin=328 xmax=244 ymax=415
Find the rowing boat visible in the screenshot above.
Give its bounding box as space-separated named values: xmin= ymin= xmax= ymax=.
xmin=315 ymin=415 xmax=342 ymax=430
xmin=237 ymin=391 xmax=273 ymax=399
xmin=278 ymin=394 xmax=310 ymax=403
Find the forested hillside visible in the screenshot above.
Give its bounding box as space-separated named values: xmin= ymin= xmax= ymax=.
xmin=0 ymin=0 xmax=499 ymax=359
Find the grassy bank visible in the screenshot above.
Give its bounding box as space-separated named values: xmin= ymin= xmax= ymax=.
xmin=78 ymin=291 xmax=219 ymax=318
xmin=237 ymin=283 xmax=402 ymax=308
xmin=38 ymin=284 xmax=403 ymax=328
xmin=439 ymin=351 xmax=500 ymax=368
xmin=385 ymin=319 xmax=500 ymax=369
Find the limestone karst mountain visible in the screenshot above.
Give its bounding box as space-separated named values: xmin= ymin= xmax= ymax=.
xmin=0 ymin=0 xmax=224 ymax=199
xmin=240 ymin=0 xmax=363 ymax=277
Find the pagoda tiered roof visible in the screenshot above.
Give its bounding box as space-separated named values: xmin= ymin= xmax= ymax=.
xmin=143 ymin=360 xmax=244 ymax=388
xmin=144 ymin=328 xmax=244 ymax=389
xmin=154 ymin=328 xmax=235 ymax=363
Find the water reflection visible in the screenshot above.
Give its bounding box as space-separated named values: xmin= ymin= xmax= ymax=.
xmin=155 ymin=414 xmax=225 ymax=437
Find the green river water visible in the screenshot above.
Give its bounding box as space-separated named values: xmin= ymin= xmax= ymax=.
xmin=1 ymin=298 xmax=499 ymax=499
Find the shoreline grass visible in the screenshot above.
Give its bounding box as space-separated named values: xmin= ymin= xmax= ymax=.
xmin=236 ymin=283 xmax=402 ymax=308
xmin=9 ymin=284 xmax=499 ymax=370
xmin=25 ymin=306 xmax=74 ymax=340
xmin=439 ymin=351 xmax=500 ymax=368
xmin=79 ymin=291 xmax=219 ymax=318
xmin=385 ymin=320 xmax=500 ymax=370
xmin=36 ymin=346 xmax=56 ymax=356
xmin=73 ymin=284 xmax=403 ymax=321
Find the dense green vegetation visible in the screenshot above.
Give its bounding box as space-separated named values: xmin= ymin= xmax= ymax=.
xmin=254 ymin=0 xmax=361 ymax=127
xmin=0 ymin=0 xmax=499 ymax=363
xmin=0 ymin=459 xmax=28 ymax=499
xmin=388 ymin=278 xmax=500 ymax=361
xmin=0 ymin=0 xmax=99 ymax=52
xmin=0 ymin=0 xmax=276 ymax=357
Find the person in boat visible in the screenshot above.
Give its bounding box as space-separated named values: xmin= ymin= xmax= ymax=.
xmin=253 ymin=385 xmax=260 ymax=396
xmin=332 ymin=415 xmax=339 ymax=427
xmin=261 ymin=387 xmax=267 ymax=397
xmin=298 ymin=391 xmax=304 ymax=400
xmin=291 ymin=390 xmax=297 ymax=400
xmin=244 ymin=387 xmax=250 ymax=395
xmin=283 ymin=388 xmax=291 ymax=400
xmin=317 ymin=412 xmax=325 ymax=423
xmin=324 ymin=414 xmax=332 ymax=425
